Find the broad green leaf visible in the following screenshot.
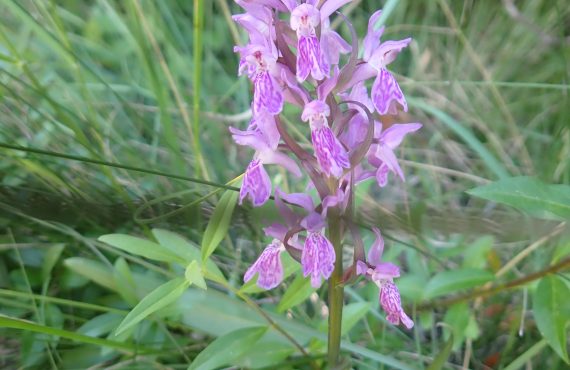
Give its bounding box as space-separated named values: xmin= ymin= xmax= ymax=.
xmin=188 ymin=326 xmax=267 ymax=370
xmin=463 ymin=236 xmax=494 ymax=269
xmin=443 ymin=303 xmax=470 ymax=350
xmin=533 ymin=276 xmax=570 ymax=363
xmin=467 ymin=177 xmax=570 ymax=219
xmin=424 ymin=268 xmax=494 ymax=299
xmin=235 ymin=341 xmax=294 ymax=369
xmin=152 ymin=229 xmax=226 ymax=283
xmin=201 ymin=190 xmax=238 ymax=262
xmin=277 ymin=274 xmax=315 ymax=313
xmin=152 ymin=228 xmax=196 ymax=262
xmin=99 ymin=234 xmax=186 ymax=264
xmin=178 ymin=289 xmax=414 ymax=370
xmin=77 ymin=313 xmax=123 ymax=338
xmin=64 ymin=257 xmax=116 ymax=291
xmin=185 ymin=261 xmax=207 ymax=290
xmin=42 ymin=244 xmax=65 ymax=280
xmin=115 ymin=277 xmax=188 ymax=336
xmin=113 ymin=258 xmax=138 ymax=305
xmin=426 ymin=331 xmax=454 ymax=370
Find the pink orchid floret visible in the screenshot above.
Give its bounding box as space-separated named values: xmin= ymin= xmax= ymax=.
xmin=302 ymin=231 xmax=336 ymax=288
xmin=302 ymin=100 xmax=350 ymax=178
xmin=357 ymin=228 xmax=414 ymax=329
xmin=244 ymin=239 xmax=286 ymax=289
xmin=368 ymin=122 xmax=422 ymax=187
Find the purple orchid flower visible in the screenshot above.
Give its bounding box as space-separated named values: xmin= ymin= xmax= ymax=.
xmin=357 ymin=228 xmax=414 ymax=328
xmin=302 ymin=100 xmax=350 ymax=178
xmin=244 ymin=239 xmax=286 ymax=289
xmin=286 ymin=0 xmax=351 ymax=82
xmin=230 ymin=123 xmax=301 ymax=207
xmin=367 ymin=122 xmax=422 ymax=187
xmin=235 ymin=43 xmax=284 ymax=116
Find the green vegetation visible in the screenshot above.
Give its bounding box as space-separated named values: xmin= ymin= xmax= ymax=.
xmin=1 ymin=0 xmax=569 ymax=369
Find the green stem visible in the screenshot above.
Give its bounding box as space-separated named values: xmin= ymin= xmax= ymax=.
xmin=327 ymin=212 xmax=344 ymax=366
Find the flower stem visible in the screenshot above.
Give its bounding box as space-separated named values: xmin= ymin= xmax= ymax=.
xmin=327 ymin=212 xmax=344 ymax=366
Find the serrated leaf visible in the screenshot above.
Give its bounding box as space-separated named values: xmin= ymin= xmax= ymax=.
xmin=152 ymin=229 xmax=226 ymax=283
xmin=533 ymin=276 xmax=570 ymax=363
xmin=185 ymin=261 xmax=206 ymax=290
xmin=99 ymin=234 xmax=186 ymax=264
xmin=467 ymin=177 xmax=570 ymax=220
xmin=201 ymin=190 xmax=238 ymax=262
xmin=64 ymin=257 xmax=116 ymax=291
xmin=277 ymin=274 xmax=315 ymax=313
xmin=424 ymin=269 xmax=494 ymax=299
xmin=188 ymin=326 xmax=267 ymax=370
xmin=115 ymin=277 xmax=188 ymax=336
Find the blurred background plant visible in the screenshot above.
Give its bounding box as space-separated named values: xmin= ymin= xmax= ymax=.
xmin=0 ymin=0 xmax=569 ymax=369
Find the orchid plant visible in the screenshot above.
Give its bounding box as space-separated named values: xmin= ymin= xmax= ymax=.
xmin=231 ymin=0 xmax=421 ymax=364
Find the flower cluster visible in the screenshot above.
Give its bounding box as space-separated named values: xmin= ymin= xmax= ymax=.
xmin=231 ymin=0 xmax=419 ymax=329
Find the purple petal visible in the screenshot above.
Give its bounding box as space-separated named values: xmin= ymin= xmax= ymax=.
xmin=253 ymin=70 xmax=283 ymax=115
xmin=375 ymin=163 xmax=390 ymax=187
xmin=281 ymin=68 xmax=310 ymax=106
xmin=229 ymin=125 xmax=268 ymax=152
xmin=319 ymin=0 xmax=352 ymax=20
xmin=356 ymin=260 xmax=369 ymax=276
xmin=259 ymin=150 xmax=302 ymax=177
xmin=301 ymin=100 xmax=330 ymax=122
xmin=341 ymin=113 xmax=368 ymax=149
xmin=244 ymin=240 xmax=285 ymax=290
xmin=321 ymin=24 xmax=351 ymax=66
xmin=371 ymin=262 xmax=400 ymax=280
xmin=368 ymin=38 xmax=412 ymax=68
xmin=296 ymin=35 xmax=329 ymax=82
xmin=371 ymin=68 xmax=407 ymax=115
xmin=322 ymin=188 xmax=347 ymax=217
xmin=311 ymin=126 xmax=350 ymax=178
xmin=240 ymin=159 xmax=272 ymax=207
xmin=300 ymin=211 xmax=325 ymax=232
xmin=367 ymin=227 xmax=384 ymax=265
xmin=302 ymin=232 xmax=336 ymax=288
xmin=274 ymin=188 xmax=298 ymax=227
xmin=379 ymin=280 xmax=413 ymax=328
xmin=254 ymin=113 xmax=281 ymax=150
xmin=375 ymin=144 xmax=405 ymax=182
xmin=363 ymin=10 xmax=384 ymax=61
xmin=380 ymin=123 xmax=422 ymax=149
xmin=276 ymin=189 xmax=315 ymax=212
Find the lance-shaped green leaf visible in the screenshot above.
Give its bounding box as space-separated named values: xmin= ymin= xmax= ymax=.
xmin=467 ymin=176 xmax=570 ymax=220
xmin=64 ymin=257 xmax=116 ymax=291
xmin=533 ymin=276 xmax=570 ymax=363
xmin=153 ymin=229 xmax=226 ymax=283
xmin=427 ymin=330 xmax=454 ymax=370
xmin=424 ymin=268 xmax=495 ymax=299
xmin=188 ymin=326 xmax=267 ymax=370
xmin=185 ymin=261 xmax=207 ymax=290
xmin=201 ymin=190 xmax=238 ymax=261
xmin=115 ymin=277 xmax=188 ymax=336
xmin=277 ymin=274 xmax=315 ymax=313
xmin=99 ymin=234 xmax=186 ymax=264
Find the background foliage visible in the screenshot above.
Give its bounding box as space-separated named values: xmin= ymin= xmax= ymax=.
xmin=0 ymin=0 xmax=569 ymax=369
